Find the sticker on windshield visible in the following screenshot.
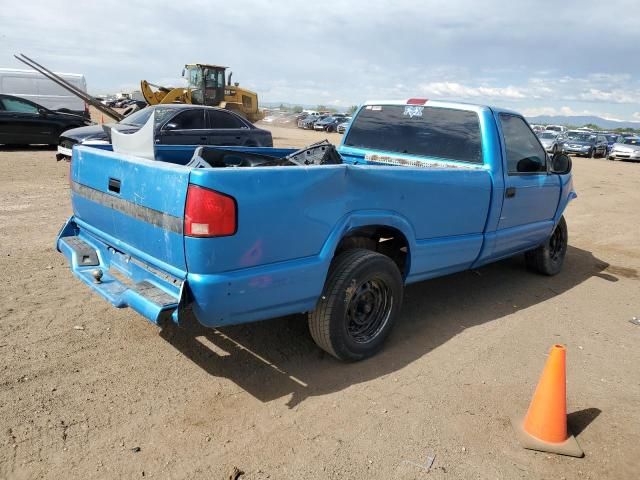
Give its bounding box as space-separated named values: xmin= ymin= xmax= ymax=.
xmin=404 ymin=105 xmax=424 ymax=118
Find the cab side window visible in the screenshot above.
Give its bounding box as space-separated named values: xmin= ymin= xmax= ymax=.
xmin=499 ymin=114 xmax=546 ymax=174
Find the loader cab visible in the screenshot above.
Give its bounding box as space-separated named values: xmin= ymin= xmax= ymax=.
xmin=183 ymin=64 xmax=226 ymax=107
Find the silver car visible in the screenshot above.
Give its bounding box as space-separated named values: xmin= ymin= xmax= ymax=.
xmin=337 ymin=117 xmax=352 ymax=134
xmin=537 ymin=131 xmax=564 ymax=154
xmin=608 ymin=137 xmax=640 ymax=161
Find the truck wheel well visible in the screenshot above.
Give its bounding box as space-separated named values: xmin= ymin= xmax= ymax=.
xmin=335 ymin=226 xmax=409 ymax=276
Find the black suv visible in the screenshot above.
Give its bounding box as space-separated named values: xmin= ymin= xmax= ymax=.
xmin=0 ymin=94 xmax=91 ymax=146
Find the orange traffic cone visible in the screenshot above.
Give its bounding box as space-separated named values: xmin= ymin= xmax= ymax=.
xmin=512 ymin=344 xmax=584 ymax=457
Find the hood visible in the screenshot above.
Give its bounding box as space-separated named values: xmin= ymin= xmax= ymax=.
xmin=59 ymin=123 xmax=140 ymax=143
xmin=539 ymin=138 xmax=555 ymax=145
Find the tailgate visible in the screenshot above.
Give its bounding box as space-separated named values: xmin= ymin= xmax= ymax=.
xmin=70 ymin=145 xmax=189 ymax=271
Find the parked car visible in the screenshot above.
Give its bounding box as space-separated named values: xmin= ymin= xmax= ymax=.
xmin=604 ymin=133 xmax=623 ymax=154
xmin=608 ymin=136 xmax=640 ymax=161
xmin=114 ymin=98 xmax=132 ymax=108
xmin=300 ymin=114 xmax=329 ymax=130
xmin=561 ymin=131 xmax=608 ymax=157
xmin=0 ymin=93 xmax=91 ymax=146
xmin=337 ymin=118 xmax=352 ymax=134
xmin=313 ymin=116 xmax=347 ymax=132
xmin=537 ymin=131 xmax=564 ymax=154
xmin=57 ymin=104 xmax=272 ymax=160
xmin=296 ymin=114 xmax=314 ymax=128
xmin=57 ymin=98 xmax=574 ymax=361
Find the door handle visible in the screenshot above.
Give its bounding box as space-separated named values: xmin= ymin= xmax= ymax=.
xmin=199 ymin=137 xmax=207 ymax=141
xmin=505 ymin=187 xmax=516 ymax=198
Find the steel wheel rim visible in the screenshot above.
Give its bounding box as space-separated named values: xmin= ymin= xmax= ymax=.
xmin=346 ymin=278 xmax=393 ymax=344
xmin=549 ymin=225 xmax=564 ymax=261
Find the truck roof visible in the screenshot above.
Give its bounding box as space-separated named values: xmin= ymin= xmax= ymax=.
xmin=361 ymin=98 xmax=521 ymax=116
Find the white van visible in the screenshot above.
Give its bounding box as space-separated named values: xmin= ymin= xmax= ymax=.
xmin=0 ymin=68 xmax=88 ymax=118
xmin=545 ymin=125 xmax=567 ymax=134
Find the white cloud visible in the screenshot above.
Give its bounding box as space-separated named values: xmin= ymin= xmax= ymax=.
xmin=418 ymin=82 xmax=526 ymax=100
xmin=522 ymin=106 xmax=624 ymax=122
xmin=578 ymin=88 xmax=640 ymax=104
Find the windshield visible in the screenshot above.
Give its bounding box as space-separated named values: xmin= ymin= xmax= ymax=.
xmin=185 ymin=66 xmax=202 ymax=89
xmin=606 ymin=134 xmax=619 ymax=142
xmin=120 ymin=107 xmax=176 ymax=127
xmin=344 ymin=105 xmax=482 ymax=164
xmin=539 ymin=132 xmax=557 ymax=139
xmin=546 ymin=126 xmax=561 ymax=131
xmin=566 ymin=132 xmax=594 ymax=142
xmin=623 ymin=137 xmax=640 ymax=145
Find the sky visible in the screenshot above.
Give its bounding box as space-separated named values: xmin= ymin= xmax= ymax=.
xmin=1 ymin=0 xmax=639 ymax=120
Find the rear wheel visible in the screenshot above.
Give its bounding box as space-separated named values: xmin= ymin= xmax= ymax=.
xmin=525 ymin=216 xmax=568 ymax=276
xmin=308 ymin=249 xmax=403 ymax=361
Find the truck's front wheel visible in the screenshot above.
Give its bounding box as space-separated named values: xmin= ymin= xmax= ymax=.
xmin=309 ymin=249 xmax=403 ymax=361
xmin=525 ymin=216 xmax=568 ymax=276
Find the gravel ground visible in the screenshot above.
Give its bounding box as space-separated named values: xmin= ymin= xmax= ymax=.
xmin=0 ymin=121 xmax=638 ymax=479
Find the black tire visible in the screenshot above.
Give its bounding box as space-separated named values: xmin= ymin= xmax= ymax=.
xmin=308 ymin=249 xmax=403 ymax=361
xmin=525 ymin=216 xmax=568 ymax=276
xmin=588 ymin=148 xmax=595 ymax=158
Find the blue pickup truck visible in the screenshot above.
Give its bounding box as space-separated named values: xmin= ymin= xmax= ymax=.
xmin=57 ymin=99 xmax=575 ymax=361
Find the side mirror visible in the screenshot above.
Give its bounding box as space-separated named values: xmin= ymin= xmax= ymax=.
xmin=163 ymin=122 xmax=178 ymax=130
xmin=550 ymin=153 xmax=572 ymax=175
xmin=38 ymin=108 xmax=47 ymax=115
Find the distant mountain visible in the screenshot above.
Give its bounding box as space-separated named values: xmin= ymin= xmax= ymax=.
xmin=527 ymin=115 xmax=640 ymax=130
xmin=261 ymin=101 xmax=349 ymax=113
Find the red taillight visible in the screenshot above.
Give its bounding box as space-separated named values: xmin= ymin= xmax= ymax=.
xmin=407 ymin=98 xmax=428 ymax=105
xmin=184 ymin=185 xmax=237 ymax=237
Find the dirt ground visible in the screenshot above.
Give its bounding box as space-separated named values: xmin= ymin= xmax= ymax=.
xmin=0 ymin=120 xmax=639 ymax=480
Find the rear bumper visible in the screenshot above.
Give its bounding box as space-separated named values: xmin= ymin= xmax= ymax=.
xmin=56 ymin=217 xmax=185 ymax=325
xmin=56 ymin=216 xmax=323 ymax=329
xmin=609 ymin=153 xmax=640 ymax=161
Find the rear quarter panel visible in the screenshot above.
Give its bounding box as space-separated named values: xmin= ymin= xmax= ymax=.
xmin=186 ymin=163 xmax=492 ymax=326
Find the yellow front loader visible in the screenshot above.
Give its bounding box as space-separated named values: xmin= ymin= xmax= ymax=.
xmin=141 ymin=64 xmax=264 ymax=123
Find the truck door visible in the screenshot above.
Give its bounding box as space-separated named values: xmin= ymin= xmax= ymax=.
xmin=493 ymin=113 xmax=561 ymax=257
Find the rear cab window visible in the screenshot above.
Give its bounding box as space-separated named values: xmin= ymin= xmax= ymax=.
xmin=343 ymin=104 xmax=483 ymax=165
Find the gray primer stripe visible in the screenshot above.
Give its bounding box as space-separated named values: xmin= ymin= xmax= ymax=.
xmin=71 ymin=181 xmax=183 ymax=234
